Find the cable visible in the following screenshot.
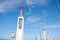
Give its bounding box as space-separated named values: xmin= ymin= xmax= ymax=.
xmin=56 ymin=0 xmax=60 ymax=9
xmin=56 ymin=0 xmax=60 ymax=24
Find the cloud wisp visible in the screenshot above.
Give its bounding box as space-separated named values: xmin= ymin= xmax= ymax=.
xmin=0 ymin=0 xmax=50 ymax=14
xmin=0 ymin=0 xmax=22 ymax=13
xmin=26 ymin=0 xmax=49 ymax=6
xmin=47 ymin=24 xmax=60 ymax=28
xmin=25 ymin=16 xmax=41 ymax=24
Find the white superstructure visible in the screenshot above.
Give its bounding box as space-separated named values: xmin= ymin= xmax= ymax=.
xmin=16 ymin=6 xmax=24 ymax=40
xmin=11 ymin=32 xmax=16 ymax=38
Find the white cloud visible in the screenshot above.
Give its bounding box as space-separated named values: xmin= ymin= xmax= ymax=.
xmin=26 ymin=12 xmax=32 ymax=16
xmin=47 ymin=24 xmax=60 ymax=28
xmin=26 ymin=16 xmax=40 ymax=23
xmin=25 ymin=15 xmax=44 ymax=28
xmin=0 ymin=4 xmax=5 ymax=13
xmin=0 ymin=0 xmax=49 ymax=14
xmin=32 ymin=23 xmax=43 ymax=28
xmin=25 ymin=15 xmax=44 ymax=25
xmin=26 ymin=6 xmax=35 ymax=16
xmin=26 ymin=0 xmax=33 ymax=6
xmin=42 ymin=10 xmax=47 ymax=16
xmin=0 ymin=0 xmax=22 ymax=13
xmin=26 ymin=0 xmax=49 ymax=6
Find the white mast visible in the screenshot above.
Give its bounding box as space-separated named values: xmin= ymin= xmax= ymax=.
xmin=16 ymin=6 xmax=24 ymax=40
xmin=43 ymin=16 xmax=47 ymax=40
xmin=43 ymin=11 xmax=47 ymax=40
xmin=20 ymin=6 xmax=23 ymax=16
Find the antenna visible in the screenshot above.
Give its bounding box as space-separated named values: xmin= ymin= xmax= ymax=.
xmin=20 ymin=6 xmax=24 ymax=16
xmin=44 ymin=16 xmax=46 ymax=31
xmin=42 ymin=10 xmax=46 ymax=31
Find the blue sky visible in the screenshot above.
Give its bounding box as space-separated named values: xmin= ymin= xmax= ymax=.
xmin=0 ymin=0 xmax=60 ymax=40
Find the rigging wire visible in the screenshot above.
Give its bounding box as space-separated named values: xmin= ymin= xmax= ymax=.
xmin=56 ymin=0 xmax=60 ymax=24
xmin=56 ymin=0 xmax=60 ymax=9
xmin=26 ymin=0 xmax=32 ymax=15
xmin=39 ymin=32 xmax=42 ymax=40
xmin=55 ymin=0 xmax=60 ymax=36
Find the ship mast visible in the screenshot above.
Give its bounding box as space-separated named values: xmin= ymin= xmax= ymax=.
xmin=43 ymin=11 xmax=47 ymax=40
xmin=20 ymin=6 xmax=23 ymax=16
xmin=44 ymin=16 xmax=46 ymax=31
